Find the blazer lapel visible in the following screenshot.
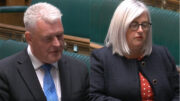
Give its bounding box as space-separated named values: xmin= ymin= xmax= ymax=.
xmin=58 ymin=55 xmax=72 ymax=101
xmin=16 ymin=50 xmax=46 ymax=101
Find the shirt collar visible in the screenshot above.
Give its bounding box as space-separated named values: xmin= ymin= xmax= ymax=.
xmin=27 ymin=45 xmax=58 ymax=70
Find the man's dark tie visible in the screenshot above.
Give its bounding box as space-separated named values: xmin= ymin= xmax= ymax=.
xmin=41 ymin=64 xmax=58 ymax=101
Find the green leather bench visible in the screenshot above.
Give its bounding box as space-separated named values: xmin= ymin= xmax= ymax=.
xmin=0 ymin=6 xmax=27 ymax=13
xmin=0 ymin=40 xmax=5 ymax=47
xmin=149 ymin=7 xmax=179 ymax=65
xmin=0 ymin=40 xmax=90 ymax=69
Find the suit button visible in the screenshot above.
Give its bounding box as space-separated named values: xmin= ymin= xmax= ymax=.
xmin=153 ymin=79 xmax=157 ymax=85
xmin=141 ymin=61 xmax=145 ymax=67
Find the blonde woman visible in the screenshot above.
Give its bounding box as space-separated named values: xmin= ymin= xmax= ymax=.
xmin=90 ymin=0 xmax=179 ymax=101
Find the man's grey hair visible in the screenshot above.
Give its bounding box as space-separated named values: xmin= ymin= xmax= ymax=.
xmin=105 ymin=0 xmax=152 ymax=56
xmin=24 ymin=2 xmax=62 ymax=31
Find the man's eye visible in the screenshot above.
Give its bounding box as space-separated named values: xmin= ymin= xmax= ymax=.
xmin=44 ymin=37 xmax=52 ymax=42
xmin=56 ymin=35 xmax=63 ymax=40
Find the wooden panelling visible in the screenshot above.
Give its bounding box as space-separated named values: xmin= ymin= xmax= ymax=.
xmin=6 ymin=0 xmax=25 ymax=6
xmin=25 ymin=0 xmax=32 ymax=5
xmin=0 ymin=23 xmax=103 ymax=55
xmin=0 ymin=0 xmax=6 ymax=6
xmin=0 ymin=23 xmax=25 ymax=41
xmin=0 ymin=0 xmax=31 ymax=6
xmin=0 ymin=13 xmax=24 ymax=27
xmin=141 ymin=0 xmax=179 ymax=12
xmin=64 ymin=35 xmax=90 ymax=55
xmin=166 ymin=0 xmax=180 ymax=11
xmin=90 ymin=43 xmax=103 ymax=51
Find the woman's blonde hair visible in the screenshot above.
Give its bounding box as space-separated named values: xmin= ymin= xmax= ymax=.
xmin=105 ymin=0 xmax=152 ymax=56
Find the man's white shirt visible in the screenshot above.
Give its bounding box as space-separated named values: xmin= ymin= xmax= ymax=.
xmin=27 ymin=45 xmax=61 ymax=101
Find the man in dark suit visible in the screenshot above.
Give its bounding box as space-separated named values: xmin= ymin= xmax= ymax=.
xmin=0 ymin=2 xmax=89 ymax=101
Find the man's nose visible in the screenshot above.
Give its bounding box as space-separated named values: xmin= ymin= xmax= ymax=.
xmin=53 ymin=37 xmax=60 ymax=46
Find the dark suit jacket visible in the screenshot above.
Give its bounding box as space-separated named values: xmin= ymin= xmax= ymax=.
xmin=90 ymin=45 xmax=179 ymax=101
xmin=0 ymin=49 xmax=89 ymax=101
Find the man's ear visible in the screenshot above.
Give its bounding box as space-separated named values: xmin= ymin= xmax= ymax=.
xmin=25 ymin=31 xmax=32 ymax=45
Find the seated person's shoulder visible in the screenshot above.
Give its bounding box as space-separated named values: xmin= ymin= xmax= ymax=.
xmin=92 ymin=46 xmax=111 ymax=56
xmin=61 ymin=55 xmax=88 ymax=71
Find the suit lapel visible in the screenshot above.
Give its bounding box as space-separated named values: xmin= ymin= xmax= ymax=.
xmin=58 ymin=55 xmax=72 ymax=101
xmin=16 ymin=50 xmax=46 ymax=101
